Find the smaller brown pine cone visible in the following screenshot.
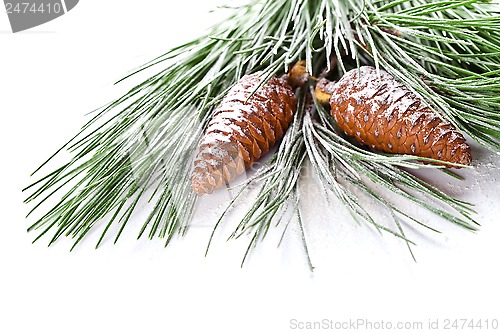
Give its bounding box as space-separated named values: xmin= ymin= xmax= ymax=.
xmin=191 ymin=73 xmax=297 ymax=195
xmin=326 ymin=66 xmax=471 ymax=167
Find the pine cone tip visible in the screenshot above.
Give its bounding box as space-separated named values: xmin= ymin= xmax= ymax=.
xmin=286 ymin=60 xmax=309 ymax=89
xmin=314 ymin=78 xmax=335 ymax=104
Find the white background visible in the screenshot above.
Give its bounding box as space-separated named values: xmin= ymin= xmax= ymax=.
xmin=1 ymin=1 xmax=499 ymax=332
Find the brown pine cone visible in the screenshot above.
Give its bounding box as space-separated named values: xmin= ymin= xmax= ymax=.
xmin=315 ymin=66 xmax=472 ymax=167
xmin=191 ymin=68 xmax=301 ymax=195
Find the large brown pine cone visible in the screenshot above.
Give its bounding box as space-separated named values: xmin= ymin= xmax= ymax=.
xmin=191 ymin=73 xmax=296 ymax=195
xmin=321 ymin=66 xmax=471 ymax=167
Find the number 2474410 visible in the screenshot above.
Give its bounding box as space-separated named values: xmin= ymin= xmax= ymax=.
xmin=5 ymin=2 xmax=63 ymax=14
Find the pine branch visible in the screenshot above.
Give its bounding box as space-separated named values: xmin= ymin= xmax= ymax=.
xmin=23 ymin=0 xmax=499 ymax=263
